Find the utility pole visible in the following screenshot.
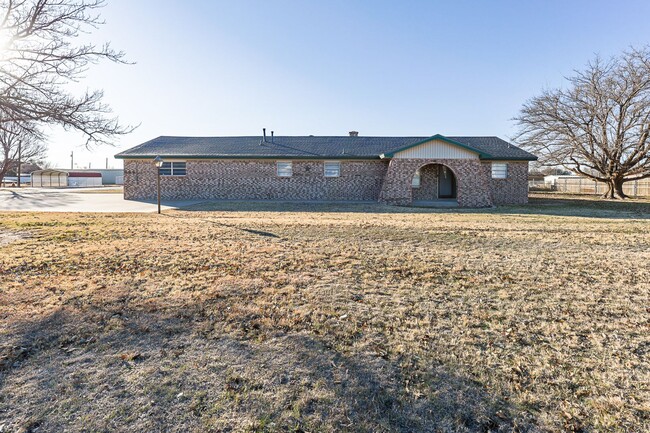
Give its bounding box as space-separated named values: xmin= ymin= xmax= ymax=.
xmin=106 ymin=157 xmax=108 ymax=169
xmin=17 ymin=139 xmax=21 ymax=187
xmin=70 ymin=151 xmax=74 ymax=169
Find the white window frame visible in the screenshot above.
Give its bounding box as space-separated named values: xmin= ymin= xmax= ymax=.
xmin=324 ymin=161 xmax=341 ymax=177
xmin=412 ymin=170 xmax=421 ymax=188
xmin=160 ymin=161 xmax=187 ymax=176
xmin=491 ymin=163 xmax=508 ymax=179
xmin=276 ymin=161 xmax=293 ymax=177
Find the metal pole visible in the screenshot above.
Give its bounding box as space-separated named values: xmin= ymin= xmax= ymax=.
xmin=70 ymin=151 xmax=74 ymax=169
xmin=17 ymin=140 xmax=21 ymax=187
xmin=157 ymin=167 xmax=161 ymax=214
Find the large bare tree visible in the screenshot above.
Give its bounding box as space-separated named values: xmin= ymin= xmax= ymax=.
xmin=0 ymin=121 xmax=45 ymax=184
xmin=0 ymin=0 xmax=133 ymax=146
xmin=514 ymin=47 xmax=650 ymax=198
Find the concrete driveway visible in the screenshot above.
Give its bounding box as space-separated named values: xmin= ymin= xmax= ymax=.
xmin=0 ymin=188 xmax=204 ymax=212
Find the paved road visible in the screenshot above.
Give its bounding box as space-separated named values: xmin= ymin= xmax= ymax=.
xmin=0 ymin=188 xmax=203 ymax=212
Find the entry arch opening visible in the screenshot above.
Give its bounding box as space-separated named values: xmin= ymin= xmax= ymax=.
xmin=411 ymin=163 xmax=457 ymax=205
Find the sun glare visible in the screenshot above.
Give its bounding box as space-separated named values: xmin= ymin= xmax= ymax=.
xmin=0 ymin=28 xmax=11 ymax=57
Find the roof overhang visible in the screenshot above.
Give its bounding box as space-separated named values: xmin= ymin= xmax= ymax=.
xmin=114 ymin=154 xmax=382 ymax=160
xmin=379 ymin=134 xmax=491 ymax=159
xmin=480 ymin=156 xmax=538 ymax=161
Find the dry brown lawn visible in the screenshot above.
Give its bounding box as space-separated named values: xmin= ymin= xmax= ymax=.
xmin=1 ymin=196 xmax=649 ymax=432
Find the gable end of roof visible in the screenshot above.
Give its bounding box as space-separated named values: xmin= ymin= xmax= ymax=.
xmin=379 ymin=134 xmax=492 ymax=159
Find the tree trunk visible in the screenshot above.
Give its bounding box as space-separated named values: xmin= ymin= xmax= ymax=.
xmin=601 ymin=177 xmax=628 ymax=199
xmin=601 ymin=180 xmax=614 ymax=199
xmin=0 ymin=162 xmax=9 ymax=187
xmin=613 ymin=177 xmax=628 ymax=199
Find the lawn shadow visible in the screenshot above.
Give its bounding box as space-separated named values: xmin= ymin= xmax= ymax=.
xmin=176 ymin=196 xmax=650 ymax=220
xmin=497 ymin=195 xmax=650 ymax=219
xmin=1 ymin=304 xmax=539 ymax=432
xmin=161 ymin=212 xmax=280 ymax=238
xmin=0 ymin=190 xmax=83 ymax=210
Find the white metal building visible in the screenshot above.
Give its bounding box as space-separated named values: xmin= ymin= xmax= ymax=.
xmin=66 ymin=168 xmax=124 ymax=184
xmin=31 ymin=170 xmax=102 ymax=188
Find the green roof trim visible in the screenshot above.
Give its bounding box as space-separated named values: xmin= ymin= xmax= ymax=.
xmin=480 ymin=156 xmax=538 ymax=161
xmin=379 ymin=134 xmax=492 ymax=159
xmin=114 ymin=154 xmax=381 ymax=160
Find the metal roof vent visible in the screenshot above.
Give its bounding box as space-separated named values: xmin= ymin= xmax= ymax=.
xmin=260 ymin=128 xmax=267 ymax=145
xmin=349 ymin=131 xmax=359 ymax=137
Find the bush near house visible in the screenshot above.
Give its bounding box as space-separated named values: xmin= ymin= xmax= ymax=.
xmin=0 ymin=196 xmax=649 ymax=432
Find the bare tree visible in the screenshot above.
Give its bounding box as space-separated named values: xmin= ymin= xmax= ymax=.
xmin=0 ymin=121 xmax=45 ymax=184
xmin=514 ymin=47 xmax=650 ymax=199
xmin=0 ymin=0 xmax=134 ymax=146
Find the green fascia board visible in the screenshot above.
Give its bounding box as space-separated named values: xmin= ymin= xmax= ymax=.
xmin=114 ymin=154 xmax=382 ymax=160
xmin=481 ymin=156 xmax=538 ymax=161
xmin=379 ymin=134 xmax=492 ymax=159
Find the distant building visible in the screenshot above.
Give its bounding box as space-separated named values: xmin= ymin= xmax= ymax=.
xmin=31 ymin=170 xmax=102 ymax=188
xmin=543 ymin=174 xmax=583 ymax=187
xmin=65 ymin=168 xmax=124 ymax=185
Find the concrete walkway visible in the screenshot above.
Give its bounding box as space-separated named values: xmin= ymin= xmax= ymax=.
xmin=0 ymin=188 xmax=203 ymax=212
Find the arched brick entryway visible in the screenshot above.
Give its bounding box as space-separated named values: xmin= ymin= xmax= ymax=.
xmin=411 ymin=163 xmax=457 ymax=203
xmin=378 ymin=158 xmax=493 ymax=207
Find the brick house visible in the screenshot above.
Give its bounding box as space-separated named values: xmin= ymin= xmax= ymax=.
xmin=115 ymin=132 xmax=536 ymax=207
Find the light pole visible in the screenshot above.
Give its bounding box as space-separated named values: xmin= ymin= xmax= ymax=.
xmin=17 ymin=139 xmax=21 ymax=188
xmin=153 ymin=156 xmax=163 ymax=214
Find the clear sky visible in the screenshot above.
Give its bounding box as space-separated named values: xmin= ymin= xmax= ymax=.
xmin=45 ymin=0 xmax=650 ymax=169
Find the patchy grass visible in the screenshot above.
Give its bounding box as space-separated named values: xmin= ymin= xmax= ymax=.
xmin=0 ymin=198 xmax=649 ymax=432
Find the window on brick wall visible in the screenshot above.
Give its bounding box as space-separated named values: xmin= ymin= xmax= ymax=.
xmin=491 ymin=163 xmax=508 ymax=179
xmin=412 ymin=170 xmax=421 ymax=188
xmin=160 ymin=162 xmax=186 ymax=176
xmin=276 ymin=161 xmax=293 ymax=177
xmin=324 ymin=161 xmax=340 ymax=177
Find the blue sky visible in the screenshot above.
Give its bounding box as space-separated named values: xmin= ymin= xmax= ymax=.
xmin=47 ymin=0 xmax=650 ymax=169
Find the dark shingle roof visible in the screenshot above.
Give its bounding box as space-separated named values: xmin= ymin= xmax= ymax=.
xmin=115 ymin=135 xmax=536 ymax=161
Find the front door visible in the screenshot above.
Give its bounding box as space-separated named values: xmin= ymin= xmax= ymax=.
xmin=438 ymin=166 xmax=456 ymax=198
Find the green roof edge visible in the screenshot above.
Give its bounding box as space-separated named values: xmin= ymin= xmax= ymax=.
xmin=114 ymin=154 xmax=381 ymax=160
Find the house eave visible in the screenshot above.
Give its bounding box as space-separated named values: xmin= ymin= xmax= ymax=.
xmin=480 ymin=156 xmax=538 ymax=161
xmin=114 ymin=154 xmax=383 ymax=160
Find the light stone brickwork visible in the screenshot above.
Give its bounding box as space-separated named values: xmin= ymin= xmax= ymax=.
xmin=123 ymin=159 xmax=389 ymax=201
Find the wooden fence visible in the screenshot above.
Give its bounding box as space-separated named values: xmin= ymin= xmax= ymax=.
xmin=535 ymin=178 xmax=650 ymax=197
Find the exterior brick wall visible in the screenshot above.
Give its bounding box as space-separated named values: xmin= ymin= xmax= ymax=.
xmin=488 ymin=161 xmax=529 ymax=205
xmin=411 ymin=164 xmax=439 ymax=201
xmin=378 ymin=159 xmax=493 ymax=207
xmin=123 ymin=159 xmax=389 ymax=201
xmin=123 ymin=158 xmax=530 ymax=207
